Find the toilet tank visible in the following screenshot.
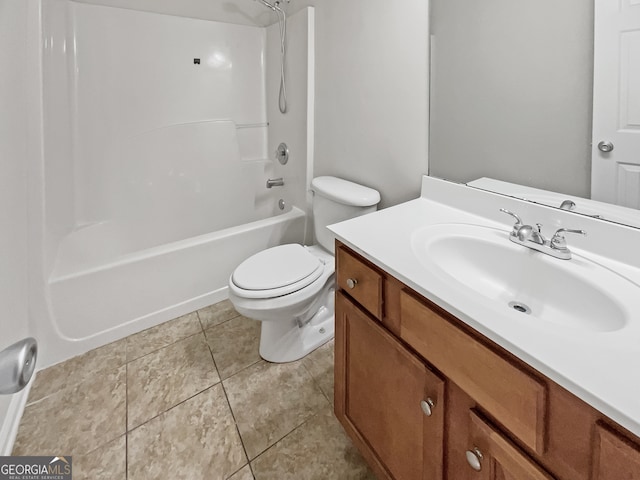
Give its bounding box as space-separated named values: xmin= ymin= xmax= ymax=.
xmin=311 ymin=176 xmax=381 ymax=254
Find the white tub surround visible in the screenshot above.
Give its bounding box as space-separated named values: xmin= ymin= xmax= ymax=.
xmin=329 ymin=175 xmax=640 ymax=438
xmin=31 ymin=2 xmax=315 ymax=368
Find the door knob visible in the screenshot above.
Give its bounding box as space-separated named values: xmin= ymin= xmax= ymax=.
xmin=346 ymin=278 xmax=358 ymax=289
xmin=597 ymin=141 xmax=614 ymax=153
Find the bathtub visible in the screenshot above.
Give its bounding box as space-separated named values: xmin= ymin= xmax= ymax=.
xmin=44 ymin=208 xmax=306 ymax=365
xmin=33 ymin=3 xmax=314 ymax=369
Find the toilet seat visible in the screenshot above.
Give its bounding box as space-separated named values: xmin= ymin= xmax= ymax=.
xmin=230 ymin=244 xmax=326 ymax=299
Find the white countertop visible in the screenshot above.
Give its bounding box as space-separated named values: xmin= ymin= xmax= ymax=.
xmin=328 ymin=176 xmax=640 ymax=438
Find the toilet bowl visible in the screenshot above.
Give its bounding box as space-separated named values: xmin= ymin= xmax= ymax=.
xmin=228 ymin=176 xmax=380 ymax=363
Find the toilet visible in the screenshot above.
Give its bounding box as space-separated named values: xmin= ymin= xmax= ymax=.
xmin=228 ymin=176 xmax=381 ymax=363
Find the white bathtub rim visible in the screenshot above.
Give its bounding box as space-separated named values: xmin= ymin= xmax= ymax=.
xmin=50 ymin=206 xmax=305 ymax=283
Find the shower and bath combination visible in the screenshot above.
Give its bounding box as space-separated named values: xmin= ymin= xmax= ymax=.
xmin=255 ymin=0 xmax=289 ymax=113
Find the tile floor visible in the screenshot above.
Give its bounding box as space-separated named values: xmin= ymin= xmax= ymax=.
xmin=13 ymin=300 xmax=376 ymax=480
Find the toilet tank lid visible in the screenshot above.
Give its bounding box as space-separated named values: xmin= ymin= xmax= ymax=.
xmin=311 ymin=176 xmax=381 ymax=207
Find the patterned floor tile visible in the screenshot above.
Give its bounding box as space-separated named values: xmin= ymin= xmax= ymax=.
xmin=302 ymin=340 xmax=335 ymax=403
xmin=126 ymin=311 xmax=201 ymax=361
xmin=28 ymin=338 xmax=127 ymax=404
xmin=251 ymin=404 xmax=376 ymax=480
xmin=73 ymin=435 xmax=126 ymax=480
xmin=224 ymin=360 xmax=328 ymax=459
xmin=205 ymin=316 xmax=261 ymax=379
xmin=14 ymin=365 xmax=126 ymax=456
xmin=228 ymin=465 xmax=255 ymax=480
xmin=198 ymin=300 xmax=241 ymax=330
xmin=127 ymin=333 xmax=220 ymax=429
xmin=128 ymin=385 xmax=246 ymax=480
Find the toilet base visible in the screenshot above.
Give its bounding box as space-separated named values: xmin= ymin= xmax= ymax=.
xmin=258 ymin=288 xmax=335 ymax=363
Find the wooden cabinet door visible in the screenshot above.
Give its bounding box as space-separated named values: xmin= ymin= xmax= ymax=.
xmin=592 ymin=422 xmax=640 ymax=480
xmin=465 ymin=410 xmax=555 ymax=480
xmin=335 ymin=292 xmax=445 ymax=480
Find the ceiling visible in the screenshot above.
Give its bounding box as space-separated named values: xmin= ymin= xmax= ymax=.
xmin=72 ymin=0 xmax=308 ymax=26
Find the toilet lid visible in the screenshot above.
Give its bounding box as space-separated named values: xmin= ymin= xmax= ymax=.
xmin=232 ymin=244 xmax=323 ymax=293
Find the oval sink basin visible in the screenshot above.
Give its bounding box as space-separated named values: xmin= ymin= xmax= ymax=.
xmin=411 ymin=224 xmax=637 ymax=332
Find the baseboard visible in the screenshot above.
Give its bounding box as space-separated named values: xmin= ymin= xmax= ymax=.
xmin=0 ymin=377 xmax=33 ymax=455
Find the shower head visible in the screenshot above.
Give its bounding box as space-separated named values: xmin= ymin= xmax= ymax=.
xmin=254 ymin=0 xmax=288 ymax=13
xmin=254 ymin=0 xmax=289 ymax=114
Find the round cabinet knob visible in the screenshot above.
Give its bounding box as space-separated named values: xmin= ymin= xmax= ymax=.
xmin=346 ymin=278 xmax=358 ymax=289
xmin=598 ymin=141 xmax=614 ymax=153
xmin=465 ymin=447 xmax=484 ymax=472
xmin=420 ymin=398 xmax=435 ymax=416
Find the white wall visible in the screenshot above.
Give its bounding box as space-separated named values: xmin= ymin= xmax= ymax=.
xmin=305 ymin=0 xmax=430 ymax=208
xmin=0 ymin=0 xmax=31 ymax=454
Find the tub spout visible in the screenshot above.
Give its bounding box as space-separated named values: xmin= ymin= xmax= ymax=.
xmin=266 ymin=178 xmax=284 ymax=188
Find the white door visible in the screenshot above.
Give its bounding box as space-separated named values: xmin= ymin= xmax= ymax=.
xmin=591 ymin=0 xmax=640 ymax=208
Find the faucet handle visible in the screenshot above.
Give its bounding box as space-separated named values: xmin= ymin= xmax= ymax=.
xmin=550 ymin=228 xmax=587 ymax=251
xmin=500 ymin=209 xmax=523 ymax=235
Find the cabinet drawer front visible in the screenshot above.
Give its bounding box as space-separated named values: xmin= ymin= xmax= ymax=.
xmin=400 ymin=291 xmax=547 ymax=454
xmin=336 ymin=245 xmax=382 ymax=319
xmin=593 ymin=422 xmax=640 ymax=479
xmin=469 ymin=410 xmax=555 ymax=480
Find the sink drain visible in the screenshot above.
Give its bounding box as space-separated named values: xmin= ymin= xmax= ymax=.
xmin=508 ymin=301 xmax=531 ymax=314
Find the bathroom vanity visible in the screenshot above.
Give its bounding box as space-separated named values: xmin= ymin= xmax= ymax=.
xmin=329 ymin=177 xmax=640 ymax=480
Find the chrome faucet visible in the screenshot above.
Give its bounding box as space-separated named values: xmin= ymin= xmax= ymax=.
xmin=516 ymin=223 xmax=545 ymax=245
xmin=559 ymin=200 xmax=576 ymax=211
xmin=500 ymin=209 xmax=586 ymax=260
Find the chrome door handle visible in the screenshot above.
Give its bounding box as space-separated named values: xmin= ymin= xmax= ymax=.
xmin=598 ymin=141 xmax=614 ymax=153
